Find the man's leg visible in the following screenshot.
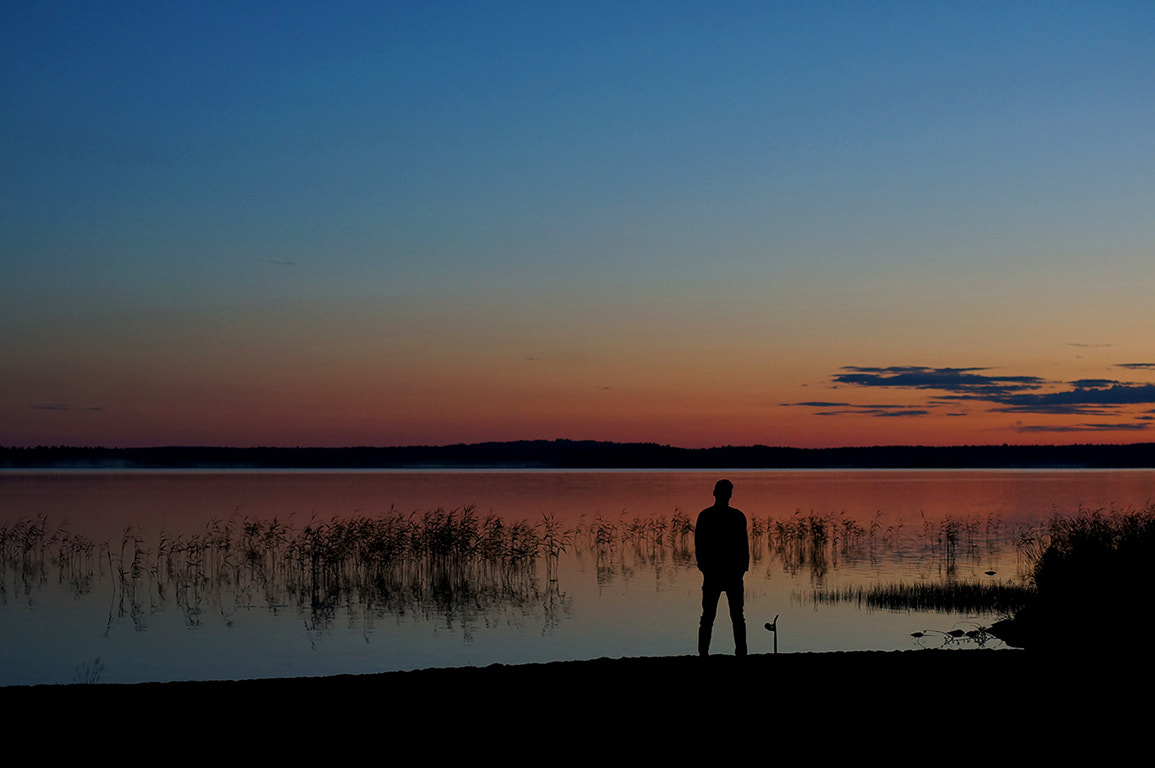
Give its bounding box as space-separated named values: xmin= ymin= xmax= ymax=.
xmin=699 ymin=580 xmax=722 ymax=656
xmin=727 ymin=579 xmax=747 ymax=656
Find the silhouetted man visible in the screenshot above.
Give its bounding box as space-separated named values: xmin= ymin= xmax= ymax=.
xmin=695 ymin=478 xmax=749 ymax=656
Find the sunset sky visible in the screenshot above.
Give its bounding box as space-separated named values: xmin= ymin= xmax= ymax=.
xmin=4 ymin=2 xmax=1155 ymax=449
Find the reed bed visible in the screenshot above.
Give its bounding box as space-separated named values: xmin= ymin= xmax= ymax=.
xmin=101 ymin=506 xmax=579 ymax=630
xmin=12 ymin=505 xmax=1149 ymax=654
xmin=1023 ymin=504 xmax=1155 ymax=614
xmin=3 ymin=506 xmax=1040 ymax=624
xmin=810 ymin=580 xmax=1033 ymax=614
xmin=0 ymin=514 xmax=98 ymax=599
xmin=572 ymin=510 xmax=695 ymax=550
xmin=762 ymin=510 xmax=873 ymax=577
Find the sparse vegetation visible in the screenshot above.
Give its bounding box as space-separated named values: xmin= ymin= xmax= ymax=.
xmin=73 ymin=657 xmax=104 ymax=684
xmin=9 ymin=504 xmax=1147 ymax=654
xmin=0 ymin=514 xmax=97 ymax=600
xmin=3 ymin=506 xmax=1032 ymax=624
xmin=101 ymin=507 xmax=578 ymax=631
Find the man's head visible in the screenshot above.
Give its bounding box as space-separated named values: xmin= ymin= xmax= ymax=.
xmin=713 ymin=479 xmax=733 ymax=503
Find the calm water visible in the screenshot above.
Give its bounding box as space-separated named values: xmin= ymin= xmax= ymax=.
xmin=2 ymin=469 xmax=1152 ymax=686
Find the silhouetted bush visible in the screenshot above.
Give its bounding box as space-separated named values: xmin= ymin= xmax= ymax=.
xmin=994 ymin=505 xmax=1155 ymax=650
xmin=1035 ymin=508 xmax=1155 ymax=602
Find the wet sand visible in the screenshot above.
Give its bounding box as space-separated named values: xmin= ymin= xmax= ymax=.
xmin=5 ymin=649 xmax=1143 ymax=756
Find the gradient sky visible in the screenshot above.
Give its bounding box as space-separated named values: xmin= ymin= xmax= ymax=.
xmin=4 ymin=1 xmax=1155 ymax=449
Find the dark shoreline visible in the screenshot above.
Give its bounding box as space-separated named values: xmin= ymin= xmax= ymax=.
xmin=4 ymin=650 xmax=1144 ymax=754
xmin=1 ymin=649 xmax=1134 ymax=710
xmin=5 ymin=440 xmax=1155 ymax=469
xmin=0 ymin=650 xmax=1051 ymax=707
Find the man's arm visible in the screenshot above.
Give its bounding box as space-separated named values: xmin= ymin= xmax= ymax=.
xmin=740 ymin=513 xmax=750 ymax=573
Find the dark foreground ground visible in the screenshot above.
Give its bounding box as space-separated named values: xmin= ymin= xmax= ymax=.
xmin=4 ymin=650 xmax=1147 ymax=757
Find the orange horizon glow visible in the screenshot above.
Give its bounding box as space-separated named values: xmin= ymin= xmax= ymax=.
xmin=4 ymin=5 xmax=1155 ymax=451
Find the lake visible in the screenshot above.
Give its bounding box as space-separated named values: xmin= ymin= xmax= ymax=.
xmin=2 ymin=469 xmax=1153 ymax=686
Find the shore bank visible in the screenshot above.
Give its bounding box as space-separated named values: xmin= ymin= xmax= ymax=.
xmin=5 ymin=649 xmax=1142 ymax=752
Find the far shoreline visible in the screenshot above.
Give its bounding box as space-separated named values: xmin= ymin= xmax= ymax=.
xmin=4 ymin=440 xmax=1155 ymax=470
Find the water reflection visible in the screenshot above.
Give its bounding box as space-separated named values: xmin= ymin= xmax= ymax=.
xmin=98 ymin=510 xmax=570 ymax=636
xmin=2 ymin=504 xmax=1028 ymax=649
xmin=0 ymin=516 xmax=99 ymax=605
xmin=4 ymin=469 xmax=1153 ymax=685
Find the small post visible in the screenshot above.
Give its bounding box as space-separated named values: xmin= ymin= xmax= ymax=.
xmin=764 ymin=614 xmax=779 ymax=654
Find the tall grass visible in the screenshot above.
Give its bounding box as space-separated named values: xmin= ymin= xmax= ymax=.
xmin=1029 ymin=504 xmax=1155 ymax=595
xmin=571 ymin=510 xmax=699 ymax=585
xmin=764 ymin=510 xmax=873 ymax=578
xmin=981 ymin=504 xmax=1155 ymax=649
xmin=0 ymin=514 xmax=97 ymax=600
xmin=36 ymin=506 xmax=577 ymax=631
xmin=1 ymin=505 xmax=1053 ymax=625
xmin=812 ymin=580 xmax=1033 ymax=614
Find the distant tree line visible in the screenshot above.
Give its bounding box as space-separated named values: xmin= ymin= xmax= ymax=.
xmin=3 ymin=440 xmax=1155 ymax=469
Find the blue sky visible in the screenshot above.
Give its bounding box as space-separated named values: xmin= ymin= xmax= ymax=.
xmin=4 ymin=2 xmax=1155 ymax=448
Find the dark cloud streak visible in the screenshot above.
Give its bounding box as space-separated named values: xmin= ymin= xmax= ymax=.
xmin=784 ymin=401 xmax=930 ymax=418
xmin=833 ymin=366 xmax=1045 ymax=398
xmin=792 ymin=364 xmax=1155 ymax=432
xmin=1016 ymin=423 xmax=1150 ymax=433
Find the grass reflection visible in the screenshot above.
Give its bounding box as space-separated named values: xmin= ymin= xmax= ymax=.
xmin=132 ymin=507 xmax=575 ymax=632
xmin=10 ymin=505 xmax=1145 ymax=640
xmin=813 ymin=581 xmax=1033 ymax=614
xmin=1 ymin=507 xmax=1023 ymax=620
xmin=0 ymin=508 xmax=577 ymax=633
xmin=0 ymin=514 xmax=98 ymax=601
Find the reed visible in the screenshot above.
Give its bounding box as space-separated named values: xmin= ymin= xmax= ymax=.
xmin=812 ymin=580 xmax=1033 ymax=614
xmin=571 ymin=510 xmax=702 ymax=580
xmin=762 ymin=510 xmax=876 ymax=577
xmin=96 ymin=506 xmax=576 ymax=630
xmin=0 ymin=506 xmax=1068 ymax=639
xmin=986 ymin=503 xmax=1155 ymax=649
xmin=0 ymin=515 xmax=98 ymax=598
xmin=1026 ymin=504 xmax=1155 ymax=605
xmin=72 ymin=657 xmax=104 ymax=685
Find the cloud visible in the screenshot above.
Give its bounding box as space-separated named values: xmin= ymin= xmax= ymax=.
xmin=795 ymin=365 xmax=1155 ymax=432
xmin=864 ymin=409 xmax=930 ymax=418
xmin=1117 ymin=363 xmax=1155 ymax=371
xmin=1069 ymin=379 xmax=1120 ymax=388
xmin=784 ymin=401 xmax=929 ymax=418
xmin=833 ymin=366 xmax=1045 ymax=398
xmin=991 ymin=404 xmax=1119 ymax=416
xmin=991 ymin=383 xmax=1155 ymax=413
xmin=31 ymin=403 xmax=101 ymax=412
xmin=829 ymin=366 xmax=1155 ymax=414
xmin=1016 ymin=422 xmax=1150 ymax=433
